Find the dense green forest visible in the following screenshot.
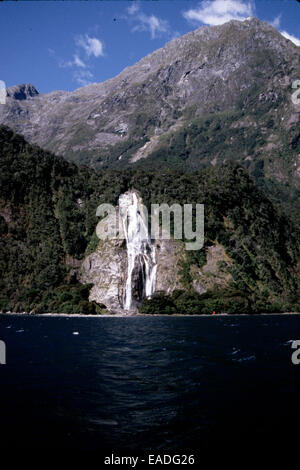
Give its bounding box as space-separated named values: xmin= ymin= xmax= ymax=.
xmin=131 ymin=108 xmax=300 ymax=225
xmin=0 ymin=126 xmax=299 ymax=314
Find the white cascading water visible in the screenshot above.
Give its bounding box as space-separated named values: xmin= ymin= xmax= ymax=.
xmin=119 ymin=192 xmax=157 ymax=311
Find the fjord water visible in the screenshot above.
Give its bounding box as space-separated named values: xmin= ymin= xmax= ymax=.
xmin=0 ymin=314 xmax=300 ymax=455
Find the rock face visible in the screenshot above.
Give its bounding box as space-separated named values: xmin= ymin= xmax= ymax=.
xmin=78 ymin=189 xmax=233 ymax=313
xmin=154 ymin=238 xmax=186 ymax=293
xmin=191 ymin=244 xmax=233 ymax=293
xmin=79 ymin=191 xmax=189 ymax=312
xmin=6 ymin=84 xmax=39 ymax=100
xmin=0 ymin=17 xmax=299 ymax=188
xmin=79 ymin=238 xmax=127 ymax=313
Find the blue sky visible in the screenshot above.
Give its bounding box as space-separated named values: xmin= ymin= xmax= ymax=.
xmin=1 ymin=0 xmax=299 ymax=93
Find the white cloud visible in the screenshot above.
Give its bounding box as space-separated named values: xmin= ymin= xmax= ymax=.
xmin=183 ymin=0 xmax=254 ymax=26
xmin=73 ymin=70 xmax=94 ymax=87
xmin=73 ymin=54 xmax=86 ymax=68
xmin=269 ymin=16 xmax=300 ymax=48
xmin=280 ymin=30 xmax=300 ymax=47
xmin=58 ymin=59 xmax=73 ymax=69
xmin=134 ymin=14 xmax=169 ymax=39
xmin=59 ymin=54 xmax=87 ymax=69
xmin=127 ymin=2 xmax=139 ymax=16
xmin=50 ymin=33 xmax=104 ymax=88
xmin=76 ymin=35 xmax=104 ymax=57
xmin=127 ymin=3 xmax=170 ymax=39
xmin=270 ymin=14 xmax=281 ymax=28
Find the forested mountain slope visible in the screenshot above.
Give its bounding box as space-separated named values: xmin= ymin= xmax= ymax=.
xmin=1 ymin=126 xmax=299 ymax=314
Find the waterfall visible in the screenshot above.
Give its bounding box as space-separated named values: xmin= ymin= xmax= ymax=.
xmin=119 ymin=192 xmax=157 ymax=311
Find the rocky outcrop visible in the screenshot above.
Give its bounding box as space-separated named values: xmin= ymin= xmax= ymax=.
xmin=78 ymin=192 xmax=188 ymax=312
xmin=154 ymin=238 xmax=186 ymax=293
xmin=6 ymin=84 xmax=39 ymax=100
xmin=79 ymin=238 xmax=127 ymax=313
xmin=77 ymin=190 xmax=233 ymax=313
xmin=191 ymin=243 xmax=233 ymax=292
xmin=80 ymin=236 xmax=189 ymax=313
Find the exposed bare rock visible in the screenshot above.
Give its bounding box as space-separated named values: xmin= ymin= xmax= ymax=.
xmin=79 ymin=194 xmax=187 ymax=312
xmin=191 ymin=244 xmax=233 ymax=292
xmin=0 ymin=17 xmax=299 ymax=184
xmin=79 ymin=238 xmax=127 ymax=312
xmin=0 ymin=202 xmax=12 ymax=223
xmin=6 ymin=84 xmax=39 ymax=100
xmin=154 ymin=238 xmax=186 ymax=293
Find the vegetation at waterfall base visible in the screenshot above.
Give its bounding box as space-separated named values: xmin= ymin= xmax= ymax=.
xmin=138 ymin=289 xmax=291 ymax=315
xmin=0 ymin=125 xmax=300 ymax=314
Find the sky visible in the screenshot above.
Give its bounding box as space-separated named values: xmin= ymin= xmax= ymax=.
xmin=0 ymin=0 xmax=299 ymax=94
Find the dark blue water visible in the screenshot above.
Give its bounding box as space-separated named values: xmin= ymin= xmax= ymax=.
xmin=0 ymin=314 xmax=300 ymax=457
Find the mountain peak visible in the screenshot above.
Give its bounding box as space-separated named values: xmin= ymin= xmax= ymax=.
xmin=6 ymin=84 xmax=39 ymax=100
xmin=0 ymin=16 xmax=299 ymax=188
